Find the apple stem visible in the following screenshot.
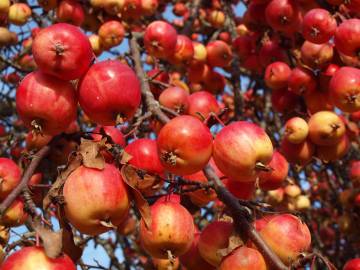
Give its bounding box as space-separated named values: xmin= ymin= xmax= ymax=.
xmin=167 ymin=250 xmax=175 ymax=265
xmin=255 ymin=162 xmax=273 ymax=172
xmin=54 ymin=42 xmax=64 ymax=56
xmin=330 ymin=123 xmax=340 ymax=131
xmin=99 ymin=220 xmax=117 ymax=230
xmin=162 ymin=151 xmax=177 ymax=166
xmin=31 ymin=119 xmax=43 ymax=135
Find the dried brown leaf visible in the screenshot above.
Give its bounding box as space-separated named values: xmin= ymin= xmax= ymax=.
xmin=32 ymin=218 xmax=63 ymax=259
xmin=120 ymin=150 xmax=133 ymax=165
xmin=57 ymin=207 xmax=83 ymax=262
xmin=121 ymin=165 xmax=152 ymax=229
xmin=216 ymin=233 xmax=243 ymax=259
xmin=43 ymin=152 xmax=82 ymax=209
xmin=79 ymin=138 xmax=107 ymax=169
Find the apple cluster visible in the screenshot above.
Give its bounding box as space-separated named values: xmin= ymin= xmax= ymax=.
xmin=0 ymin=0 xmax=360 ymax=269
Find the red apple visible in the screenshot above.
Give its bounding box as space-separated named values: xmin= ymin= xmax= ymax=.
xmin=308 ymin=111 xmax=345 ymax=146
xmin=159 ymin=86 xmax=189 ymax=114
xmin=139 ymin=197 xmax=194 ymax=258
xmin=78 ymin=60 xmax=141 ymax=125
xmin=198 ymin=220 xmax=234 ymax=266
xmin=180 ymin=230 xmax=216 ymax=270
xmin=259 ymin=214 xmax=311 ymax=265
xmin=144 ymin=21 xmax=177 ymax=60
xmin=280 ymin=138 xmax=315 ymax=166
xmin=0 ymin=246 xmax=76 ymax=270
xmin=16 ymin=71 xmax=77 ymax=135
xmin=56 ymin=0 xmax=84 ymax=26
xmin=264 ymin=61 xmax=291 ymax=90
xmin=32 ymin=23 xmax=93 ymax=80
xmin=98 ymin=20 xmax=125 ymax=49
xmin=334 ymin=19 xmax=360 ymax=58
xmin=302 ymin=8 xmax=336 ymax=44
xmin=206 ymin=40 xmax=232 ymax=68
xmin=92 ymin=126 xmax=125 ymax=146
xmin=219 ymin=246 xmax=267 ymax=270
xmin=187 ymin=91 xmax=221 ymax=120
xmin=0 ymin=199 xmax=28 ymax=227
xmin=284 ymin=117 xmax=309 ymax=144
xmin=63 ymin=164 xmax=130 ymax=235
xmin=259 ymin=151 xmax=289 ymax=191
xmin=157 ymin=115 xmax=213 ymax=175
xmin=213 ymin=121 xmax=273 ymax=182
xmin=125 ymin=138 xmax=164 ymax=175
xmin=0 ymin=158 xmax=21 ymax=201
xmin=344 ymin=258 xmax=360 ymax=270
xmin=329 ymin=67 xmax=360 ymax=112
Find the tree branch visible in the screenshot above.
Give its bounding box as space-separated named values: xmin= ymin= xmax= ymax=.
xmin=223 ymin=1 xmax=243 ymax=121
xmin=0 ymin=144 xmax=51 ymax=216
xmin=129 ymin=32 xmax=288 ymax=270
xmin=181 ymin=0 xmax=202 ymax=36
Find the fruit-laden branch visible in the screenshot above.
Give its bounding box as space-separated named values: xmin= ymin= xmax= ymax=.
xmin=0 ymin=143 xmax=51 ymax=215
xmin=0 ymin=54 xmax=29 ymax=73
xmin=129 ymin=34 xmax=170 ymax=125
xmin=203 ymin=166 xmax=288 ymax=270
xmin=129 ymin=33 xmax=288 ymax=270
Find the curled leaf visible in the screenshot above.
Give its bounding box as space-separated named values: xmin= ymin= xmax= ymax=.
xmin=120 ymin=150 xmax=133 ymax=165
xmin=99 ymin=220 xmax=118 ymax=229
xmin=79 ymin=138 xmax=109 ymax=169
xmin=57 ymin=207 xmax=83 ymax=262
xmin=32 ymin=218 xmax=63 ymax=259
xmin=121 ymin=165 xmax=152 ymax=229
xmin=216 ymin=233 xmax=243 ymax=259
xmin=43 ymin=152 xmax=82 ymax=210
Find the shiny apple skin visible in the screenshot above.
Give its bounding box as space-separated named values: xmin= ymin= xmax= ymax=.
xmin=329 ymin=67 xmax=360 ymax=113
xmin=284 ymin=117 xmax=309 ymax=144
xmin=213 ymin=121 xmax=273 ymax=182
xmin=56 ymin=0 xmax=85 ymax=26
xmin=334 ymin=19 xmax=360 ymax=58
xmin=157 ymin=115 xmax=213 ymax=175
xmin=187 ymin=91 xmax=221 ymax=120
xmin=0 ymin=199 xmax=28 ymax=227
xmin=144 ymin=21 xmax=177 ymax=60
xmin=139 ymin=199 xmax=194 ymax=259
xmin=343 ymin=258 xmax=360 ymax=270
xmin=0 ymin=246 xmax=76 ymax=270
xmin=280 ymin=138 xmax=315 ymax=166
xmin=264 ymin=61 xmax=291 ymax=90
xmin=302 ymin=8 xmax=336 ymax=44
xmin=180 ymin=231 xmax=216 ymax=270
xmin=198 ymin=220 xmax=234 ymax=266
xmin=78 ymin=60 xmax=141 ymax=125
xmin=0 ymin=158 xmax=21 ymax=201
xmin=259 ymin=214 xmax=311 ymax=265
xmin=308 ymin=111 xmax=345 ymax=146
xmin=124 ymin=138 xmax=164 ymax=175
xmin=32 ymin=23 xmax=93 ymax=80
xmin=16 ymin=71 xmax=77 ymax=135
xmin=259 ymin=151 xmax=289 ymax=191
xmin=158 ymin=86 xmax=189 ymax=114
xmin=219 ymin=246 xmax=267 ymax=270
xmin=63 ymin=163 xmax=130 ymax=235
